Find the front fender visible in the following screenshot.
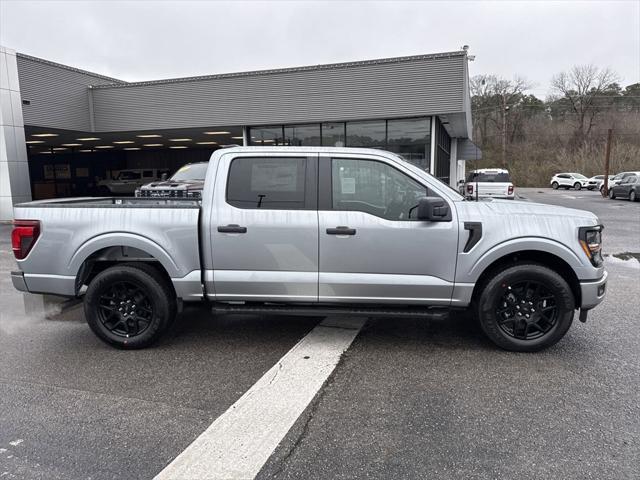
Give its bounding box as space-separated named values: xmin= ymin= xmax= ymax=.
xmin=459 ymin=236 xmax=594 ymax=284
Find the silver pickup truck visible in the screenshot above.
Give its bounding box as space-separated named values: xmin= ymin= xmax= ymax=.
xmin=10 ymin=147 xmax=607 ymax=351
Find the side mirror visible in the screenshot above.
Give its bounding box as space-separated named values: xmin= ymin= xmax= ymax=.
xmin=458 ymin=179 xmax=465 ymax=184
xmin=417 ymin=197 xmax=452 ymax=222
xmin=161 ymin=173 xmax=168 ymax=181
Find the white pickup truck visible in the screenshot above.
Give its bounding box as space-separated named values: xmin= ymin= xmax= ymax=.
xmin=11 ymin=147 xmax=607 ymax=352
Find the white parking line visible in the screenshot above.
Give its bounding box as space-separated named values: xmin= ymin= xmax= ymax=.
xmin=155 ymin=317 xmax=365 ymax=480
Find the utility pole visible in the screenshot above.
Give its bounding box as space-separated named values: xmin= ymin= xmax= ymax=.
xmin=501 ymin=95 xmax=508 ymax=168
xmin=602 ymin=128 xmax=613 ymax=197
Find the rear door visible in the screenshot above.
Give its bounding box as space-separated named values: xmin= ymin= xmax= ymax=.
xmin=210 ymin=152 xmax=319 ymax=302
xmin=317 ymin=153 xmax=458 ymax=305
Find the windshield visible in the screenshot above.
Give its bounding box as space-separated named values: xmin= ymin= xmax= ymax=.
xmin=170 ymin=163 xmax=208 ymax=181
xmin=117 ymin=171 xmax=141 ymax=180
xmin=467 ymin=172 xmax=511 ymax=182
xmin=572 ymin=173 xmax=588 ymax=179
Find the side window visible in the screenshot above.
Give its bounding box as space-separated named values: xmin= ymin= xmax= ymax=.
xmin=331 ymin=158 xmax=428 ymax=221
xmin=227 ymin=157 xmax=307 ymax=209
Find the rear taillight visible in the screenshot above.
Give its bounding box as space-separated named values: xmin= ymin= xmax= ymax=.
xmin=508 ymin=185 xmax=514 ymax=195
xmin=11 ymin=220 xmax=40 ymax=260
xmin=466 ymin=184 xmax=474 ymax=195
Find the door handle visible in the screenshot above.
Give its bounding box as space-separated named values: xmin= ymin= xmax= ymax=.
xmin=326 ymin=226 xmax=356 ymax=235
xmin=217 ymin=224 xmax=247 ymax=234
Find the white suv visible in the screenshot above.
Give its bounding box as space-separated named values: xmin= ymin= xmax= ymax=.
xmin=550 ymin=173 xmax=590 ymax=190
xmin=463 ymin=168 xmax=515 ymax=200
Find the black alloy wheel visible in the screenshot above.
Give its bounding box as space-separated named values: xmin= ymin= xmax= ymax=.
xmin=476 ymin=263 xmax=575 ymax=352
xmin=84 ymin=264 xmax=176 ymax=348
xmin=97 ymin=281 xmax=153 ymax=338
xmin=494 ymin=281 xmax=558 ymax=341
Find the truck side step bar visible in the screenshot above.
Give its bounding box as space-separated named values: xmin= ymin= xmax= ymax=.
xmin=211 ymin=302 xmax=450 ymax=319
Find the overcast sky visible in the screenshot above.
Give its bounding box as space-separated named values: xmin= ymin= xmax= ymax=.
xmin=1 ymin=0 xmax=638 ymax=98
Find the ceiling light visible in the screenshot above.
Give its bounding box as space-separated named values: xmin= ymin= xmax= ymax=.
xmin=196 ymin=141 xmax=217 ymax=145
xmin=78 ymin=149 xmax=94 ymax=153
xmin=61 ymin=143 xmax=82 ymax=147
xmin=113 ymin=140 xmax=135 ymax=144
xmin=261 ymin=139 xmax=275 ymax=143
xmin=123 ymin=147 xmax=141 ymax=151
xmin=53 ymin=147 xmax=67 ymax=151
xmin=169 ymin=146 xmax=188 ymax=149
xmin=143 ymin=143 xmax=163 ymax=147
xmin=231 ymin=136 xmax=244 ymax=140
xmin=26 ymin=140 xmax=45 ymax=144
xmin=169 ymin=138 xmax=192 ymax=142
xmin=203 ymin=131 xmax=230 ymax=135
xmin=31 ymin=133 xmax=58 ymax=137
xmin=39 ymin=151 xmax=52 ymax=154
xmin=136 ymin=134 xmax=162 ymax=138
xmin=95 ymin=145 xmax=114 ymax=149
xmin=77 ymin=137 xmax=100 ymax=141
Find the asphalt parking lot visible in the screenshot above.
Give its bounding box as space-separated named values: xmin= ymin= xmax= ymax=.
xmin=1 ymin=188 xmax=639 ymax=479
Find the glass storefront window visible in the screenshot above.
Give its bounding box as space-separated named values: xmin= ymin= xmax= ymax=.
xmin=386 ymin=117 xmax=431 ymax=170
xmin=321 ymin=122 xmax=345 ymax=147
xmin=284 ymin=124 xmax=321 ymax=146
xmin=345 ymin=120 xmax=386 ymax=148
xmin=248 ymin=117 xmax=431 ymax=170
xmin=249 ymin=126 xmax=284 ymax=145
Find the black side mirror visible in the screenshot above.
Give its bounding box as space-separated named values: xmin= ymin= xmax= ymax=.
xmin=161 ymin=173 xmax=168 ymax=181
xmin=458 ymin=179 xmax=465 ymax=184
xmin=417 ymin=197 xmax=452 ymax=222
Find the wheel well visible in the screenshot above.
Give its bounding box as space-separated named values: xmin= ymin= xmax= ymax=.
xmin=76 ymin=246 xmax=173 ymax=294
xmin=471 ymin=250 xmax=581 ymax=308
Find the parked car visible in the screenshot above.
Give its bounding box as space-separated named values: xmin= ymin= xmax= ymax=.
xmin=11 ymin=146 xmax=607 ymax=352
xmin=136 ymin=162 xmax=208 ymax=198
xmin=97 ymin=168 xmax=170 ymax=196
xmin=608 ymin=174 xmax=639 ymax=201
xmin=463 ymin=168 xmax=515 ymax=200
xmin=610 ymin=171 xmax=640 ymax=188
xmin=550 ymin=173 xmax=590 ymax=190
xmin=586 ymin=175 xmax=614 ymax=191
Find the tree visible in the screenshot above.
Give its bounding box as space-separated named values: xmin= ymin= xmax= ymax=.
xmin=550 ymin=65 xmax=620 ymax=145
xmin=470 ymin=74 xmax=532 ymax=166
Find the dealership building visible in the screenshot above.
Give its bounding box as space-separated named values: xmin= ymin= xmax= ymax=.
xmin=1 ymin=45 xmax=480 ymax=219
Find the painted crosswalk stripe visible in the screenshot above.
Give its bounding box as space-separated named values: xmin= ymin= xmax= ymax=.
xmin=155 ymin=317 xmax=365 ymax=480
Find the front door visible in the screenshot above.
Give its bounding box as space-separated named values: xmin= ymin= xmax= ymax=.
xmin=210 ymin=152 xmax=319 ymax=302
xmin=318 ymin=154 xmax=458 ymax=305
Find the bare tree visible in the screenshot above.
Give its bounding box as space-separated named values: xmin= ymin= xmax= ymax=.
xmin=470 ymin=74 xmax=532 ymax=166
xmin=550 ymin=65 xmax=620 ymax=145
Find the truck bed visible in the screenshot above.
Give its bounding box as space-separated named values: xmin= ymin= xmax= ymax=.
xmin=13 ymin=197 xmax=202 ymax=297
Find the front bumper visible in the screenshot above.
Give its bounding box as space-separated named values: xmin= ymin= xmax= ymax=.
xmin=580 ymin=270 xmax=608 ymax=309
xmin=11 ymin=271 xmax=29 ymax=293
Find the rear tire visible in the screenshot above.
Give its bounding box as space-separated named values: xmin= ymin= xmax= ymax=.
xmin=475 ymin=264 xmax=575 ymax=352
xmin=573 ymin=182 xmax=582 ymax=190
xmin=551 ymin=182 xmax=559 ymax=190
xmin=84 ymin=264 xmax=176 ymax=349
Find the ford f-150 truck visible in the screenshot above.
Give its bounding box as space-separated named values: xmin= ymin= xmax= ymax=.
xmin=10 ymin=147 xmax=607 ymax=351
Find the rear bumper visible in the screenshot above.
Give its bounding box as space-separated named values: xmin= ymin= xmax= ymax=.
xmin=580 ymin=270 xmax=608 ymax=309
xmin=11 ymin=271 xmax=28 ymax=292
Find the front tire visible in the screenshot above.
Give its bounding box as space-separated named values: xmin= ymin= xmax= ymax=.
xmin=551 ymin=182 xmax=559 ymax=190
xmin=630 ymin=190 xmax=637 ymax=202
xmin=84 ymin=264 xmax=176 ymax=348
xmin=573 ymin=182 xmax=582 ymax=190
xmin=609 ymin=188 xmax=616 ymax=199
xmin=476 ymin=264 xmax=575 ymax=352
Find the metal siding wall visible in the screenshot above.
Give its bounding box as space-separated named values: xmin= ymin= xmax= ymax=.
xmin=92 ymin=56 xmax=466 ymax=132
xmin=16 ymin=56 xmax=117 ymax=131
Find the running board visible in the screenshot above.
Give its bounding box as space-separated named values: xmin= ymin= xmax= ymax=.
xmin=211 ymin=302 xmax=449 ymax=319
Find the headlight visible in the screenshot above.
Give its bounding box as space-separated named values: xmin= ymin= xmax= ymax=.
xmin=578 ymin=225 xmax=604 ymax=266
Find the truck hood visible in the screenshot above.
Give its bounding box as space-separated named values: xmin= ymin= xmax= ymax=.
xmin=456 ymin=198 xmax=598 ymax=222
